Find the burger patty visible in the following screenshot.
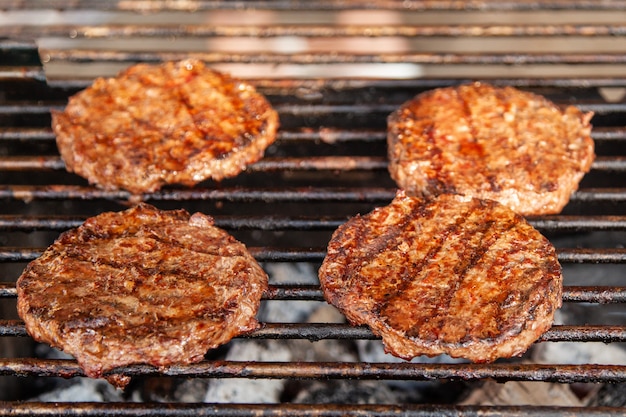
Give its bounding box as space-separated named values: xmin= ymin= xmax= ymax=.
xmin=318 ymin=191 xmax=562 ymax=363
xmin=387 ymin=82 xmax=594 ymax=215
xmin=52 ymin=59 xmax=279 ymax=194
xmin=16 ymin=204 xmax=267 ymax=387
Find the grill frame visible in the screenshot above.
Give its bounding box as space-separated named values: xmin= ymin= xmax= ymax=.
xmin=2 ymin=2 xmax=626 ymax=414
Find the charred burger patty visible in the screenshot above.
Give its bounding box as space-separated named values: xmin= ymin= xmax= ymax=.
xmin=319 ymin=191 xmax=562 ymax=363
xmin=17 ymin=204 xmax=267 ymax=386
xmin=387 ymin=82 xmax=594 ymax=215
xmin=52 ymin=59 xmax=279 ymax=194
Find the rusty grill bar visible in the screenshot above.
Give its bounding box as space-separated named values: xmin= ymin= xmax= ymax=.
xmin=0 ymin=403 xmax=621 ymax=417
xmin=3 ymin=320 xmax=626 ymax=345
xmin=1 ymin=1 xmax=626 ymax=415
xmin=3 ymin=357 xmax=626 ymax=383
xmin=3 ymin=246 xmax=626 ymax=264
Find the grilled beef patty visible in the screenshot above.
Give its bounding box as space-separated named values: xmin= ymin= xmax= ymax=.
xmin=17 ymin=204 xmax=267 ymax=387
xmin=52 ymin=59 xmax=279 ymax=194
xmin=387 ymin=82 xmax=594 ymax=215
xmin=319 ymin=191 xmax=562 ymax=362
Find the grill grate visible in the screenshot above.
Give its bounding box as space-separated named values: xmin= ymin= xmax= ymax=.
xmin=2 ymin=1 xmax=626 ymax=415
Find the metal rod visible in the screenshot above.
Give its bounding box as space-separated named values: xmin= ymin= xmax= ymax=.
xmin=563 ymin=285 xmax=626 ymax=303
xmin=3 ymin=282 xmax=626 ymax=303
xmin=2 ymin=320 xmax=626 ymax=342
xmin=0 ymin=185 xmax=398 ymax=203
xmin=0 ymin=156 xmax=392 ymax=172
xmin=528 ymin=216 xmax=626 ymax=231
xmin=41 ymin=49 xmax=626 ymax=65
xmin=3 ymin=214 xmax=626 ymax=232
xmin=568 ymin=189 xmax=626 ymax=202
xmin=2 ymin=246 xmax=626 ymax=263
xmin=0 ymin=215 xmax=347 ymax=232
xmin=0 ymin=128 xmax=55 ymax=141
xmin=2 ymin=185 xmax=626 ymax=204
xmin=0 ymin=127 xmax=624 ymax=144
xmin=5 ymin=24 xmax=626 ymax=39
xmin=0 ymin=155 xmax=623 ymax=173
xmin=0 ymin=402 xmax=624 ymax=417
xmin=0 ymin=283 xmax=15 ymax=298
xmin=0 ymin=104 xmax=59 ymax=115
xmin=555 ymin=248 xmax=626 ymax=263
xmin=3 ymin=358 xmax=626 ymax=383
xmin=38 ymin=77 xmax=626 ymax=90
xmin=252 ymin=324 xmax=626 ymax=343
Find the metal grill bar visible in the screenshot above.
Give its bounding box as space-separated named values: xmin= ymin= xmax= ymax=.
xmin=6 ymin=103 xmax=625 ymax=122
xmin=0 ymin=104 xmax=55 ymax=115
xmin=0 ymin=186 xmax=397 ymax=202
xmin=4 ymin=322 xmax=626 ymax=343
xmin=555 ymin=248 xmax=626 ymax=263
xmin=0 ymin=247 xmax=329 ymax=263
xmin=0 ymin=216 xmax=340 ymax=232
xmin=2 ymin=358 xmax=626 ymax=383
xmin=0 ymin=128 xmax=54 ymax=141
xmin=257 ymin=324 xmax=626 ymax=343
xmin=6 ymin=24 xmax=626 ymax=39
xmin=564 ymin=285 xmax=626 ymax=303
xmin=1 ymin=127 xmax=625 ymax=143
xmin=1 ymin=104 xmax=626 ymax=125
xmin=0 ymin=403 xmax=624 ymax=417
xmin=570 ymin=189 xmax=626 ymax=202
xmin=12 ymin=104 xmax=621 ymax=123
xmin=2 ymin=186 xmax=626 ymax=204
xmin=40 ymin=49 xmax=626 ymax=66
xmin=0 ymin=283 xmax=14 ymax=297
xmin=528 ymin=216 xmax=626 ymax=231
xmin=3 ymin=215 xmax=626 ymax=232
xmin=0 ymin=156 xmax=391 ymax=172
xmin=2 ymin=247 xmax=626 ymax=263
xmin=4 ymin=63 xmax=626 ymax=89
xmin=0 ymin=155 xmax=623 ymax=173
xmin=2 ymin=283 xmax=626 ymax=303
xmin=0 ymin=67 xmax=45 ymax=82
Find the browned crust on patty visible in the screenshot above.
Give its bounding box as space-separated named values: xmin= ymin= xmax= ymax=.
xmin=387 ymin=82 xmax=594 ymax=215
xmin=52 ymin=59 xmax=279 ymax=194
xmin=16 ymin=204 xmax=268 ymax=385
xmin=319 ymin=191 xmax=562 ymax=362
